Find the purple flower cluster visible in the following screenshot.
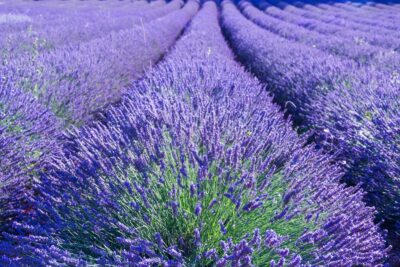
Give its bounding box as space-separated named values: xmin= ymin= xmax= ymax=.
xmin=0 ymin=0 xmax=180 ymax=57
xmin=0 ymin=85 xmax=62 ymax=234
xmin=260 ymin=1 xmax=400 ymax=51
xmin=0 ymin=1 xmax=387 ymax=266
xmin=240 ymin=1 xmax=400 ymax=74
xmin=0 ymin=0 xmax=197 ymax=251
xmin=311 ymin=1 xmax=400 ymax=33
xmin=282 ymin=1 xmax=400 ymax=37
xmin=1 ymin=0 xmax=197 ymax=125
xmin=221 ymin=0 xmax=400 ymax=261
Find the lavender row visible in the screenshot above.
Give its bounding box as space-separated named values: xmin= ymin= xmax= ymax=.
xmin=326 ymin=1 xmax=400 ymax=15
xmin=312 ymin=2 xmax=397 ymax=16
xmin=2 ymin=0 xmax=197 ymax=127
xmin=0 ymin=87 xmax=62 ymax=235
xmin=268 ymin=1 xmax=400 ymax=47
xmin=329 ymin=1 xmax=400 ymax=17
xmin=256 ymin=1 xmax=400 ymax=73
xmin=0 ymin=0 xmax=169 ymax=53
xmin=223 ymin=2 xmax=356 ymax=123
xmin=221 ymin=2 xmax=399 ymax=263
xmin=305 ymin=1 xmax=400 ymax=33
xmin=0 ymin=1 xmax=387 ymax=266
xmin=1 ymin=0 xmax=157 ymax=239
xmin=371 ymin=2 xmax=400 ymax=15
xmin=0 ymin=0 xmax=197 ymax=242
xmin=239 ymin=1 xmax=400 ymax=74
xmin=278 ymin=1 xmax=400 ymax=42
xmin=319 ymin=1 xmax=400 ymax=22
xmin=258 ymin=2 xmax=400 ymax=52
xmin=0 ymin=0 xmax=180 ymax=59
xmin=0 ymin=0 xmax=155 ymax=196
xmin=297 ymin=1 xmax=400 ymax=27
xmin=0 ymin=1 xmax=145 ymax=42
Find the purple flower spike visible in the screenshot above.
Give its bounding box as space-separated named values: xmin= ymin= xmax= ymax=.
xmin=194 ymin=202 xmax=202 ymax=216
xmin=219 ymin=220 xmax=227 ymax=236
xmin=194 ymin=228 xmax=201 ymax=248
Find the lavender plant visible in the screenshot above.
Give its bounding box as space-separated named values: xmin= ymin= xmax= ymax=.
xmin=314 ymin=1 xmax=400 ymax=32
xmin=0 ymin=0 xmax=188 ymax=248
xmin=222 ymin=1 xmax=356 ymax=124
xmin=0 ymin=85 xmax=62 ymax=235
xmin=260 ymin=1 xmax=400 ymax=51
xmin=240 ymin=1 xmax=400 ymax=74
xmin=221 ymin=0 xmax=400 ymax=261
xmin=281 ymin=1 xmax=400 ymax=37
xmin=0 ymin=2 xmax=387 ymax=266
xmin=0 ymin=0 xmax=177 ymax=57
xmin=2 ymin=0 xmax=197 ymax=126
xmin=309 ymin=67 xmax=400 ymax=262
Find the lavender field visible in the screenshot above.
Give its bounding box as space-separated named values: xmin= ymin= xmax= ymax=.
xmin=0 ymin=0 xmax=399 ymax=266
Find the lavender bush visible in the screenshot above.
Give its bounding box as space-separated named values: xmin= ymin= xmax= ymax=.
xmin=0 ymin=2 xmax=387 ymax=266
xmin=241 ymin=1 xmax=400 ymax=74
xmin=0 ymin=0 xmax=179 ymax=59
xmin=281 ymin=1 xmax=400 ymax=37
xmin=260 ymin=1 xmax=400 ymax=51
xmin=2 ymin=0 xmax=197 ymax=126
xmin=0 ymin=86 xmax=62 ymax=235
xmin=222 ymin=1 xmax=356 ymax=124
xmin=221 ymin=0 xmax=400 ymax=262
xmin=0 ymin=0 xmax=193 ymax=248
xmin=315 ymin=1 xmax=400 ymax=31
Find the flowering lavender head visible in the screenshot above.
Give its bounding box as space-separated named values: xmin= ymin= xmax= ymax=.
xmin=0 ymin=84 xmax=61 ymax=234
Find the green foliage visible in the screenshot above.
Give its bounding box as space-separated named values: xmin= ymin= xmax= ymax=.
xmin=115 ymin=142 xmax=317 ymax=265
